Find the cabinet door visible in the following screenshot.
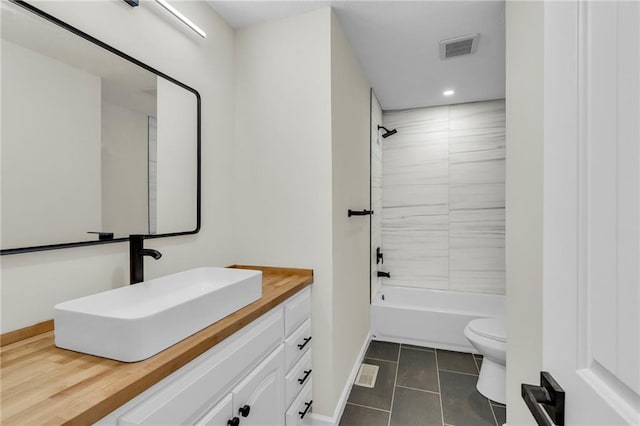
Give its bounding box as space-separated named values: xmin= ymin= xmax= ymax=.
xmin=194 ymin=394 xmax=234 ymax=426
xmin=231 ymin=346 xmax=285 ymax=426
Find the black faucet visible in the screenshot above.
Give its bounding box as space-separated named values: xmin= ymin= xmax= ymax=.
xmin=129 ymin=235 xmax=162 ymax=284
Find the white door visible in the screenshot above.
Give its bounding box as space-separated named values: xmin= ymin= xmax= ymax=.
xmin=543 ymin=1 xmax=639 ymax=425
xmin=231 ymin=346 xmax=285 ymax=426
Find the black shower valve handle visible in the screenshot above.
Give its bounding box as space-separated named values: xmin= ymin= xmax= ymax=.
xmin=348 ymin=209 xmax=373 ymax=217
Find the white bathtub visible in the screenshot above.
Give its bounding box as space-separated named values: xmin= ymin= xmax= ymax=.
xmin=371 ymin=286 xmax=505 ymax=353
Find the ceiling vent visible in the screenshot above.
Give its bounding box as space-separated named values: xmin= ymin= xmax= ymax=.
xmin=440 ymin=34 xmax=479 ymax=60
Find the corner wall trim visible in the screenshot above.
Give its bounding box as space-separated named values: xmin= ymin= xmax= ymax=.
xmin=310 ymin=332 xmax=372 ymax=426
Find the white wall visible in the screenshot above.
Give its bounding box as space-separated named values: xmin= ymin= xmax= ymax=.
xmin=382 ymin=100 xmax=506 ymax=294
xmin=0 ymin=0 xmax=236 ymax=333
xmin=234 ymin=9 xmax=371 ymax=418
xmin=1 ymin=39 xmax=102 ymax=248
xmin=101 ymin=101 xmax=149 ymax=236
xmin=330 ymin=9 xmax=371 ymax=415
xmin=505 ymin=1 xmax=544 ymax=424
xmin=233 ymin=8 xmax=334 ymax=416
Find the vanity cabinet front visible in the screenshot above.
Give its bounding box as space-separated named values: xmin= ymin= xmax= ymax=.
xmin=97 ymin=286 xmax=311 ymax=426
xmin=229 ymin=346 xmax=285 ymax=426
xmin=195 ymin=346 xmax=284 ymax=426
xmin=194 ymin=395 xmax=233 ymax=426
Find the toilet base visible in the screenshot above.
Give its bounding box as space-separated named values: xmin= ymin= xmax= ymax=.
xmin=476 ymin=357 xmax=506 ymax=405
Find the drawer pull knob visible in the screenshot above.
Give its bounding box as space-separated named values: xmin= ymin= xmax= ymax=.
xmin=298 ymin=369 xmax=312 ymax=385
xmin=239 ymin=404 xmax=251 ymax=417
xmin=227 ymin=417 xmax=240 ymax=426
xmin=297 ymin=336 xmax=312 ymax=350
xmin=298 ymin=400 xmax=313 ymax=419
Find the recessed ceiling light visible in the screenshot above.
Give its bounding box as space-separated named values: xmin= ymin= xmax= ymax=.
xmin=443 ymin=90 xmax=455 ymax=96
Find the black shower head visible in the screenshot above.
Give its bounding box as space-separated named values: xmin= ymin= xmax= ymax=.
xmin=378 ymin=125 xmax=397 ymax=139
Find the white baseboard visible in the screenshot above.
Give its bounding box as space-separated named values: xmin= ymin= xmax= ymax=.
xmin=310 ymin=412 xmax=335 ymax=426
xmin=310 ymin=332 xmax=372 ymax=426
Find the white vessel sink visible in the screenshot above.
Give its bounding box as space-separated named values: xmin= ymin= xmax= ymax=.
xmin=54 ymin=267 xmax=262 ymax=362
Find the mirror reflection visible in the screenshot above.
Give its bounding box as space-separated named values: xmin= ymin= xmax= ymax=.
xmin=1 ymin=1 xmax=199 ymax=252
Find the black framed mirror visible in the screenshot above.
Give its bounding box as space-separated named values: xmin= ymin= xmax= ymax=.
xmin=1 ymin=0 xmax=201 ymax=255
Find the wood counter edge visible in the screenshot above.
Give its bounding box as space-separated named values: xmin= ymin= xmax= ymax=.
xmin=0 ymin=266 xmax=313 ymax=425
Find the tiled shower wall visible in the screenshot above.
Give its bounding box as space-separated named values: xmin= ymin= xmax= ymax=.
xmin=381 ymin=99 xmax=505 ymax=294
xmin=371 ymin=92 xmax=383 ymax=301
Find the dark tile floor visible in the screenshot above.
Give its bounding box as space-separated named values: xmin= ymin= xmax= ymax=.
xmin=339 ymin=341 xmax=506 ymax=426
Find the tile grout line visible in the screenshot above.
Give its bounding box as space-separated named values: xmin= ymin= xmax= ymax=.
xmin=435 ymin=350 xmax=446 ymax=426
xmin=399 ymin=343 xmax=435 ymax=353
xmin=438 ymin=368 xmax=479 ymax=377
xmin=489 ymin=399 xmax=499 ymax=426
xmin=364 ymin=356 xmax=399 ymax=364
xmin=387 ymin=345 xmax=401 ymax=426
xmin=447 ymin=104 xmax=451 ymax=293
xmin=345 ymin=402 xmax=391 ymax=414
xmin=395 ymin=384 xmax=440 ymax=395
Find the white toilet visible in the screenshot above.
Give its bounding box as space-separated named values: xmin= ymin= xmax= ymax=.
xmin=464 ymin=317 xmax=506 ymax=405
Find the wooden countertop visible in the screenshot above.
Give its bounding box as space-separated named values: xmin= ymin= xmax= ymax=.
xmin=0 ymin=265 xmax=313 ymax=425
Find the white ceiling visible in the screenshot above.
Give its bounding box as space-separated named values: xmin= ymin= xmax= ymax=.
xmin=208 ymin=1 xmax=505 ymax=110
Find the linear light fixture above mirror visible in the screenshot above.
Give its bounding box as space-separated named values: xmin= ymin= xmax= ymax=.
xmin=155 ymin=0 xmax=206 ymax=38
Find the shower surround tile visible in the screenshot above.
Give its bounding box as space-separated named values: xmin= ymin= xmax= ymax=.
xmin=381 ymin=113 xmax=450 ymax=289
xmin=371 ymin=93 xmax=383 ymax=300
xmin=383 ymin=135 xmax=449 ymax=187
xmin=384 ymin=105 xmax=450 ymax=134
xmin=383 ymin=184 xmax=448 ymax=212
xmin=449 ymin=208 xmax=505 ymax=293
xmin=449 ymin=99 xmax=505 ymax=131
xmin=382 ymin=100 xmax=505 ymax=294
xmin=450 ymin=127 xmax=505 ymax=159
xmin=450 ymin=183 xmax=505 ymax=210
xmin=383 ymin=211 xmax=449 ymax=289
xmin=450 ymin=159 xmax=505 ymax=185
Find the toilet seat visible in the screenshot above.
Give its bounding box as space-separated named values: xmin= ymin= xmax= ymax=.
xmin=467 ymin=318 xmax=506 ymax=343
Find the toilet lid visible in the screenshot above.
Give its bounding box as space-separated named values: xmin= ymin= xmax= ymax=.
xmin=467 ymin=318 xmax=506 ymax=343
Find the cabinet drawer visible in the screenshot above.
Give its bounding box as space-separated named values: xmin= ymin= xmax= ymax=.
xmin=284 ymin=287 xmax=311 ymax=337
xmin=285 ymin=350 xmax=312 ymax=407
xmin=194 ymin=394 xmax=233 ymax=426
xmin=117 ymin=309 xmax=284 ymax=426
xmin=285 ymin=380 xmax=312 ymax=426
xmin=284 ymin=319 xmax=311 ymax=372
